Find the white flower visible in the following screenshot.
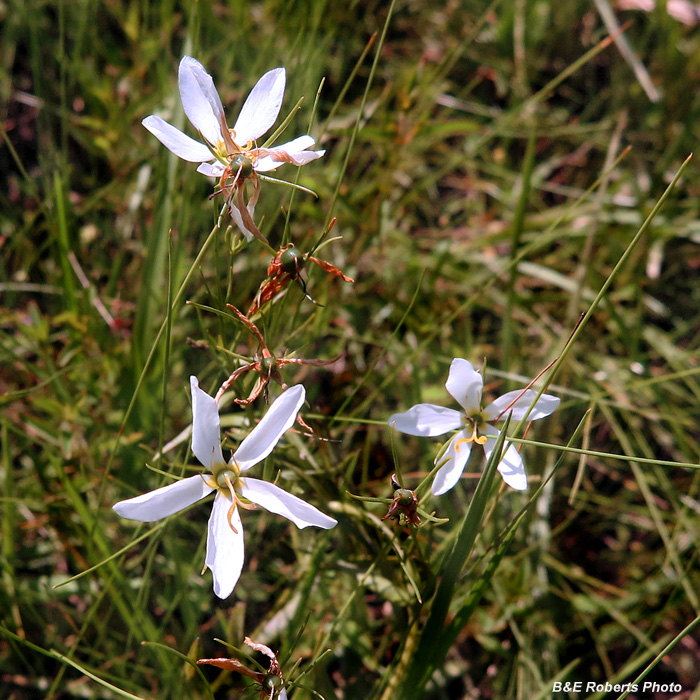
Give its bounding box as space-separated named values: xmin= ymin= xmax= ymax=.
xmin=388 ymin=358 xmax=560 ymax=495
xmin=142 ymin=56 xmax=325 ymax=240
xmin=113 ymin=378 xmax=337 ymax=599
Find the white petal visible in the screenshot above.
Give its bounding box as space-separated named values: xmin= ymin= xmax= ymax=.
xmin=432 ymin=431 xmax=472 ymax=496
xmin=279 ymin=689 xmax=288 ymax=700
xmin=190 ymin=376 xmax=225 ymax=470
xmin=178 ymin=56 xmax=225 ymax=146
xmin=275 ymin=134 xmax=316 ymax=151
xmin=484 ymin=389 xmax=560 ymax=422
xmin=254 ymin=135 xmax=324 ymax=172
xmin=445 ymin=358 xmax=483 ymax=412
xmin=196 ymin=162 xmax=225 ymax=177
xmin=182 ymin=57 xmax=226 ymax=124
xmin=233 ymin=67 xmax=286 ymax=144
xmin=290 ymin=148 xmax=325 ymax=164
xmin=142 ymin=115 xmax=213 ymax=162
xmin=205 ymin=491 xmax=245 ymax=599
xmin=253 ymin=157 xmax=286 ymax=173
xmin=233 ymin=385 xmax=305 ymax=470
xmin=113 ymin=475 xmax=213 ymax=522
xmin=240 ymin=478 xmax=337 ymax=529
xmin=229 ymin=201 xmax=255 ymax=242
xmin=483 ymin=430 xmax=528 ymax=490
xmin=388 ymin=404 xmax=462 ymax=437
xmin=255 ymin=150 xmax=325 ymax=172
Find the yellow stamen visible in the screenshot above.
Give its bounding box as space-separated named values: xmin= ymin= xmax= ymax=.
xmin=224 ymin=474 xmax=239 ymax=534
xmin=454 ymin=437 xmax=470 ymax=453
xmin=455 ymin=423 xmax=487 ymax=451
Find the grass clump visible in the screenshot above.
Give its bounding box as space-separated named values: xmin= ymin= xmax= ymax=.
xmin=3 ymin=1 xmax=700 ymax=698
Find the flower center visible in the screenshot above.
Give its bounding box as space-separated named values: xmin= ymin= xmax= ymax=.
xmin=394 ymin=488 xmax=415 ymax=507
xmin=229 ymin=154 xmax=253 ymax=178
xmin=260 ymin=355 xmax=278 ymax=375
xmin=214 ymin=467 xmax=240 ymax=490
xmin=280 ymin=246 xmax=305 ymax=275
xmin=262 ymin=673 xmax=282 ymax=692
xmin=208 ymin=464 xmax=245 ymax=533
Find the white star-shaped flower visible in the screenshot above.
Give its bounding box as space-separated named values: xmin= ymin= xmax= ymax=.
xmin=388 ymin=358 xmax=560 ymax=495
xmin=142 ymin=56 xmax=325 ymax=240
xmin=113 ymin=378 xmax=336 ymax=599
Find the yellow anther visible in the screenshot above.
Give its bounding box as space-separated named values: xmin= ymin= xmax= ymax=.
xmin=226 ymin=505 xmax=239 ymax=533
xmin=455 ymin=424 xmax=487 ymax=450
xmin=224 ymin=474 xmax=239 ymax=534
xmin=471 ymin=423 xmax=487 ymax=445
xmin=454 ymin=437 xmax=470 ymax=453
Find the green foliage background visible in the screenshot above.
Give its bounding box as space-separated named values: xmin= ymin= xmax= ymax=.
xmin=2 ymin=0 xmax=700 ymax=698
